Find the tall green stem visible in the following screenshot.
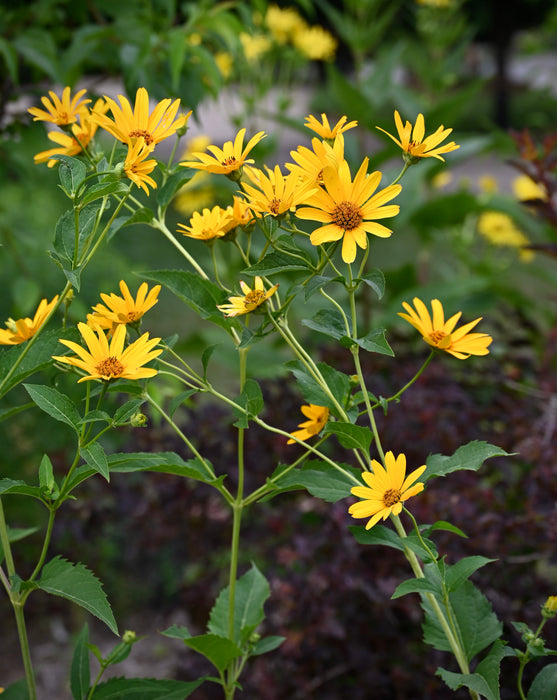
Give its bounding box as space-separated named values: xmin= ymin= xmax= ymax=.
xmin=151 ymin=218 xmax=209 ymax=279
xmin=13 ymin=601 xmax=37 ymax=700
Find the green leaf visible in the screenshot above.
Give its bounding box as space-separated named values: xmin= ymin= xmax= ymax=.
xmin=422 ymin=580 xmax=502 ymax=662
xmin=142 ymin=270 xmax=228 ymax=329
xmin=24 ymin=384 xmax=81 ymax=431
xmin=445 ymin=556 xmax=497 ymax=592
xmin=1 ymin=679 xmax=29 ymax=699
xmin=286 ymin=360 xmax=350 ymax=414
xmin=272 ymin=460 xmax=359 ymax=502
xmin=304 ymin=275 xmax=336 ymax=300
xmin=437 ymin=640 xmax=509 ymax=700
xmin=233 ymin=378 xmax=264 ymax=428
xmin=0 ymin=478 xmax=44 ymax=501
xmin=391 ymin=577 xmax=442 ymax=599
xmin=108 ymin=207 xmax=155 ymax=241
xmin=201 ymin=345 xmax=218 ymax=381
xmin=322 ymin=422 xmax=372 ymax=452
xmin=527 ymin=664 xmax=557 ymax=700
xmin=250 ymin=635 xmax=286 ymax=656
xmin=157 ymin=168 xmax=195 ymax=209
xmin=424 ymin=441 xmax=511 ymax=483
xmin=182 ymin=634 xmax=241 ymax=674
xmin=39 ymin=454 xmax=56 ymax=494
xmin=353 ymin=328 xmax=394 ymax=356
xmin=421 ymin=521 xmax=467 ymax=539
xmin=38 ymin=556 xmax=118 ymax=635
xmin=350 ymin=524 xmax=438 ymax=562
xmin=242 ymin=237 xmax=315 ymax=275
xmin=113 ymin=399 xmax=146 ymax=425
xmin=161 ymin=624 xmax=191 ymax=640
xmin=302 ymin=309 xmax=348 ymax=340
xmin=71 ymin=624 xmax=91 ymax=700
xmin=357 ymin=269 xmax=385 ymax=299
xmin=52 ymin=155 xmax=87 ymax=197
xmin=79 ymin=181 xmax=130 ymax=207
xmin=80 ymin=442 xmax=110 ymax=482
xmin=208 ymin=564 xmax=270 ymax=644
xmin=54 ymin=203 xmax=101 ymax=263
xmin=167 ymin=390 xmax=197 ymax=419
xmin=90 ymin=677 xmax=204 ymax=699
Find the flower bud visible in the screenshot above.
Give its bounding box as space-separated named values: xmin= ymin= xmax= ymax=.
xmin=123 ymin=630 xmax=137 ymax=644
xmin=130 ymin=412 xmax=147 ymax=427
xmin=542 ymin=595 xmax=557 ymax=619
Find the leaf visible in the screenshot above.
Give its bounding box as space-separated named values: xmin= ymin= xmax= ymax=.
xmin=208 ymin=564 xmax=270 ymax=645
xmin=353 ymin=328 xmax=394 ymax=356
xmin=80 ymin=442 xmax=110 ymax=482
xmin=112 ymin=399 xmax=146 ymax=425
xmin=52 ymin=154 xmax=87 ymax=197
xmin=302 ymin=309 xmax=347 ymax=340
xmin=421 ymin=521 xmax=467 ymax=539
xmin=424 ymin=441 xmax=511 ymax=483
xmin=90 ymin=677 xmax=204 ymax=699
xmin=437 ymin=640 xmax=509 ymax=700
xmin=182 ymin=634 xmax=241 ymax=674
xmin=71 ymin=624 xmax=91 ymax=700
xmin=527 ymin=664 xmax=557 ymax=700
xmin=24 ymin=384 xmax=81 ymax=431
xmin=286 ymin=360 xmax=350 ymax=414
xmin=0 ymin=478 xmax=45 ymax=501
xmin=161 ymin=624 xmax=191 ymax=640
xmin=39 ymin=454 xmax=56 ymax=494
xmin=38 ymin=556 xmax=118 ymax=635
xmin=167 ymin=390 xmax=197 ymax=419
xmin=322 ymin=422 xmax=372 ymax=452
xmin=108 ymin=207 xmax=155 ymax=241
xmin=157 ymin=169 xmax=195 ymax=209
xmin=242 ymin=244 xmax=314 ymax=276
xmin=391 ymin=577 xmax=442 ymax=599
xmin=445 ymin=556 xmax=497 ymax=593
xmin=422 ymin=580 xmax=502 ymax=662
xmin=79 ymin=181 xmax=130 ymax=207
xmin=250 ymin=635 xmax=286 ymax=656
xmin=233 ymin=379 xmax=264 ymax=428
xmin=357 ymin=269 xmax=385 ymax=299
xmin=272 ymin=460 xmax=359 ymax=502
xmin=1 ymin=679 xmax=29 ymax=699
xmin=54 ymin=203 xmax=101 ymax=262
xmin=350 ymin=524 xmax=438 ymax=562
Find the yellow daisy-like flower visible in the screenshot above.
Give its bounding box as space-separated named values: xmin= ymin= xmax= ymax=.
xmin=286 ymin=134 xmax=345 ymax=186
xmin=94 ymin=87 xmax=190 ymax=148
xmin=177 ymin=205 xmax=234 ymax=241
xmin=87 ymin=280 xmax=161 ymax=332
xmin=398 ymin=297 xmax=493 ymax=359
xmin=224 ymin=195 xmax=254 ymax=231
xmin=349 ymin=452 xmax=426 ymax=530
xmin=28 ymin=86 xmax=90 ymax=126
xmin=287 ymin=404 xmax=329 ymax=444
xmin=241 ymin=165 xmax=317 ymax=217
xmin=53 ymin=322 xmax=162 ymax=383
xmin=296 ymin=158 xmax=401 ymax=264
xmin=34 ymin=98 xmax=108 ymax=167
xmin=512 ymin=174 xmax=548 ymax=202
xmin=292 ymin=25 xmax=337 ymax=61
xmin=376 ymin=110 xmax=460 ymax=162
xmin=477 ymin=211 xmax=534 ymax=262
xmin=304 ymin=113 xmax=357 ymax=140
xmin=0 ymin=296 xmax=59 ymax=345
xmin=217 ymin=276 xmax=278 ymax=317
xmin=265 ymin=4 xmax=305 ymax=44
xmin=123 ymin=138 xmax=158 ymax=194
xmin=180 ymin=128 xmax=266 ymax=178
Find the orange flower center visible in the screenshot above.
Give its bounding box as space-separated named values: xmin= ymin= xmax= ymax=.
xmin=383 ymin=488 xmax=401 ymax=507
xmin=129 ymin=129 xmax=154 ymax=145
xmin=223 ymin=156 xmax=238 ymax=168
xmin=244 ymin=290 xmax=266 ymax=308
xmin=331 ymin=201 xmax=363 ymax=230
xmin=269 ymin=198 xmax=281 ymax=215
xmin=429 ymin=330 xmax=447 ymax=345
xmin=96 ymin=356 xmax=124 ymax=378
xmin=126 ymin=311 xmax=141 ymax=322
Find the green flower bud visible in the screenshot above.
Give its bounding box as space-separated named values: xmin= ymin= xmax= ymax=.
xmin=123 ymin=630 xmax=137 ymax=644
xmin=130 ymin=412 xmax=147 ymax=427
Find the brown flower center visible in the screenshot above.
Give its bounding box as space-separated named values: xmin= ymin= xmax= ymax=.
xmin=96 ymin=356 xmax=124 ymax=378
xmin=331 ymin=201 xmax=363 ymax=230
xmin=244 ymin=290 xmax=266 ymax=308
xmin=383 ymin=488 xmax=402 ymax=507
xmin=223 ymin=156 xmax=238 ymax=167
xmin=269 ymin=198 xmax=281 ymax=215
xmin=429 ymin=330 xmax=447 ymax=344
xmin=129 ymin=129 xmax=154 ymax=145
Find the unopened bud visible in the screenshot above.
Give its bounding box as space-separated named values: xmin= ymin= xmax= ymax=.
xmin=123 ymin=630 xmax=137 ymax=644
xmin=130 ymin=412 xmax=147 ymax=427
xmin=542 ymin=595 xmax=557 ymax=619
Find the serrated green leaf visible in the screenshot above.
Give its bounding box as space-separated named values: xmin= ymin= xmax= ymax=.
xmin=79 ymin=181 xmax=130 ymax=207
xmin=322 ymin=422 xmax=372 ymax=452
xmin=445 ymin=556 xmax=497 ymax=592
xmin=54 ymin=203 xmax=101 ymax=262
xmin=272 ymin=460 xmax=359 ymax=502
xmin=38 ymin=556 xmax=117 ymax=635
xmin=157 ymin=168 xmax=195 ymax=209
xmin=424 ymin=441 xmax=511 ymax=483
xmin=108 ymin=208 xmax=155 ymax=241
xmin=233 ymin=378 xmax=263 ymax=428
xmin=78 ymin=410 xmax=111 ymax=426
xmin=391 ymin=577 xmax=442 ymax=599
xmin=354 ymin=328 xmax=394 ymax=356
xmin=112 ymin=399 xmax=145 ymax=425
xmin=71 ymin=624 xmax=90 ymax=700
xmin=208 ymin=564 xmax=270 ymax=644
xmin=161 ymin=624 xmax=191 ymax=640
xmin=357 ymin=269 xmax=385 ymax=299
xmin=286 ymin=360 xmax=350 ymax=414
xmin=527 ymin=664 xmax=557 ymax=700
xmin=302 ymin=309 xmax=348 ymax=340
xmin=80 ymin=442 xmax=109 ymax=482
xmin=242 ymin=247 xmax=313 ymax=276
xmin=182 ymin=634 xmax=241 ymax=674
xmin=304 ymin=275 xmax=336 ymax=300
xmin=437 ymin=641 xmax=509 ymax=700
xmin=421 ymin=521 xmax=467 ymax=539
xmin=350 ymin=524 xmax=438 ymax=561
xmin=422 ymin=580 xmax=502 ymax=662
xmin=53 ymin=155 xmax=87 ymax=197
xmin=24 ymin=384 xmax=81 ymax=431
xmin=90 ymin=677 xmax=204 ymax=699
xmin=0 ymin=478 xmax=44 ymax=501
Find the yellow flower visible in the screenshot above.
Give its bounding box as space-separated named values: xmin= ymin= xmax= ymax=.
xmin=239 ymin=33 xmax=272 ymax=63
xmin=287 ymin=404 xmax=329 ymax=444
xmin=224 ymin=195 xmax=254 ymax=231
xmin=215 ymin=51 xmax=233 ymax=79
xmin=292 ymin=25 xmax=337 ymax=61
xmin=376 ymin=110 xmax=460 ymax=162
xmin=477 ymin=211 xmax=534 ymax=261
xmin=87 ymin=280 xmax=161 ymax=332
xmin=177 ymin=206 xmax=234 ymax=241
xmin=28 ymin=86 xmax=90 ymax=126
xmin=53 ymin=323 xmax=162 ymax=383
xmin=512 ymin=174 xmax=547 ymax=202
xmin=123 ymin=138 xmax=158 ymax=194
xmin=349 ymin=452 xmax=426 ymax=530
xmin=542 ymin=596 xmax=557 ymax=618
xmin=398 ymin=297 xmax=493 ymax=359
xmin=265 ymin=5 xmax=305 ymax=43
xmin=0 ymin=296 xmax=59 ymax=345
xmin=286 ymin=134 xmax=345 ymax=186
xmin=34 ymin=98 xmax=108 ymax=167
xmin=478 ymin=174 xmax=499 ymax=194
xmin=304 ymin=113 xmax=357 ymax=140
xmin=296 ymin=158 xmax=401 ymax=264
xmin=217 ymin=276 xmax=278 ymax=317
xmin=180 ymin=128 xmax=266 ymax=178
xmin=241 ymin=165 xmax=317 ymax=217
xmin=93 ymin=87 xmax=190 ymax=148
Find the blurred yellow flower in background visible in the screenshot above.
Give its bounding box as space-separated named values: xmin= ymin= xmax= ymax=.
xmin=512 ymin=174 xmax=547 ymax=202
xmin=377 ymin=110 xmax=459 ymax=162
xmin=477 ymin=211 xmax=534 ymax=261
xmin=293 ymin=25 xmax=337 ymax=61
xmin=240 ymin=33 xmax=272 ymax=63
xmin=265 ymin=4 xmax=305 ymax=44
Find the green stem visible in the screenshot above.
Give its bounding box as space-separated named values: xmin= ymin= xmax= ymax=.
xmin=13 ymin=601 xmax=37 ymax=700
xmin=151 ymin=218 xmax=209 ymax=279
xmin=27 ymin=508 xmax=56 ymax=584
xmin=383 ymin=352 xmax=435 ymax=406
xmin=0 ymin=496 xmax=16 ymax=579
xmin=79 ymin=193 xmax=130 ymax=268
xmin=390 ymin=161 xmax=411 ymax=187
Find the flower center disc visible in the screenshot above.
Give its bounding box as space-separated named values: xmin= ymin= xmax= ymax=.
xmin=129 ymin=129 xmax=154 ymax=145
xmin=244 ymin=290 xmax=265 ymax=308
xmin=96 ymin=356 xmax=124 ymax=378
xmin=332 ymin=201 xmax=363 ymax=230
xmin=383 ymin=488 xmax=401 ymax=507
